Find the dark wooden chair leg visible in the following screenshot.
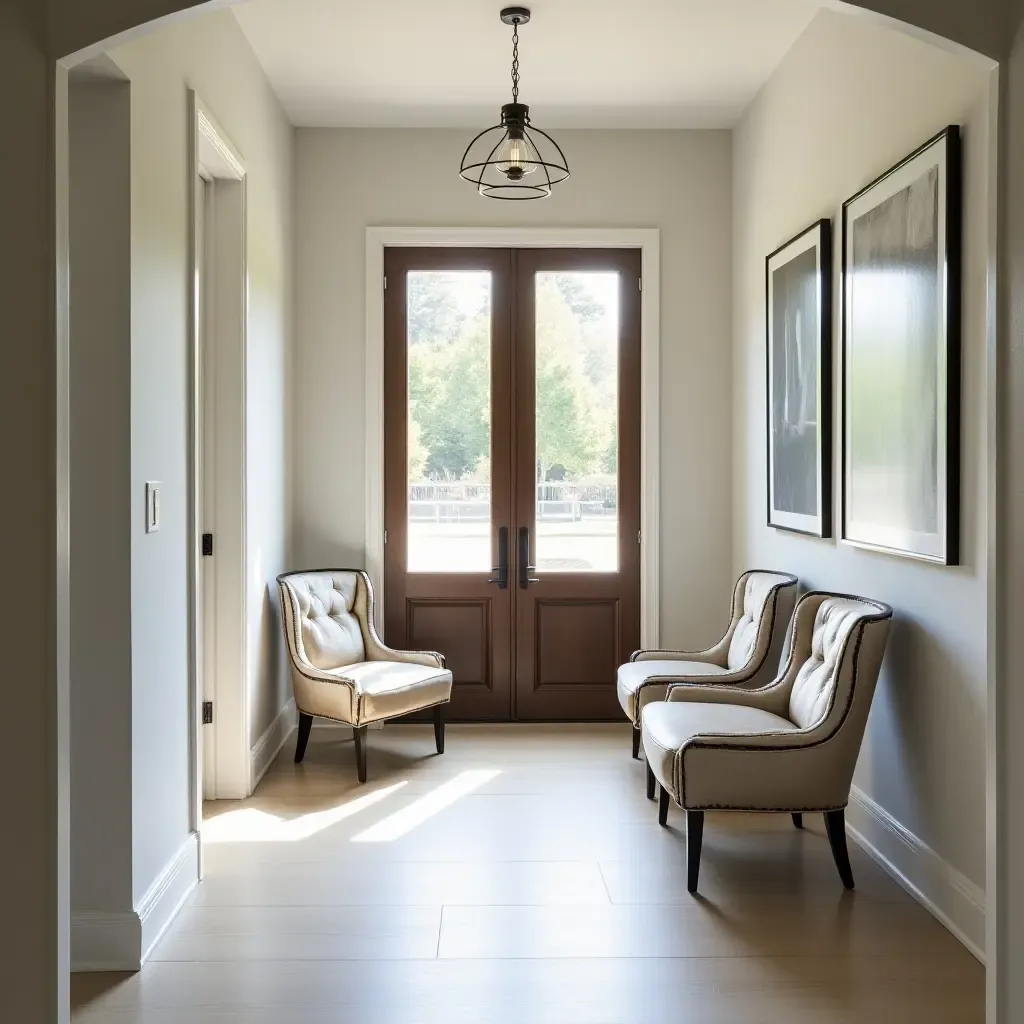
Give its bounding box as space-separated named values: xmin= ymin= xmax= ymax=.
xmin=433 ymin=704 xmax=446 ymax=755
xmin=686 ymin=810 xmax=705 ymax=894
xmin=294 ymin=712 xmax=313 ymax=764
xmin=792 ymin=813 xmax=804 ymax=829
xmin=353 ymin=726 xmax=368 ymax=783
xmin=631 ymin=725 xmax=641 ymax=760
xmin=658 ymin=784 xmax=670 ymax=826
xmin=646 ymin=761 xmax=656 ymax=801
xmin=824 ymin=809 xmax=855 ymax=889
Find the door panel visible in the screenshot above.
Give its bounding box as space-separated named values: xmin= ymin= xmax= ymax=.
xmin=535 ymin=598 xmax=621 ymax=683
xmin=407 ymin=597 xmax=493 ymax=689
xmin=384 ymin=249 xmax=514 ymax=720
xmin=383 ymin=247 xmax=640 ymax=721
xmin=513 ymin=250 xmax=641 ymax=719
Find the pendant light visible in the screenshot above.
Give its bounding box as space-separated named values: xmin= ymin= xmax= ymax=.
xmin=459 ymin=7 xmax=570 ymax=200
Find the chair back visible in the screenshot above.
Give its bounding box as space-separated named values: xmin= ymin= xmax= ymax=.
xmin=278 ymin=570 xmax=370 ymax=671
xmin=782 ymin=591 xmax=892 ymax=789
xmin=723 ymin=570 xmax=799 ymax=678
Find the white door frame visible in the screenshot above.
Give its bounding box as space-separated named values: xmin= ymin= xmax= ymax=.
xmin=364 ymin=226 xmax=661 ymax=648
xmin=188 ymin=91 xmax=250 ymax=808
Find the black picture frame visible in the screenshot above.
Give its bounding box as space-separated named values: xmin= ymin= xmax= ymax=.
xmin=841 ymin=125 xmax=961 ymax=565
xmin=765 ymin=219 xmax=833 ymax=538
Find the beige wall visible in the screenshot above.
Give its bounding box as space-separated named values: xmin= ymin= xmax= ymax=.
xmin=0 ymin=4 xmax=67 ymax=1019
xmin=69 ymin=74 xmax=134 ymax=922
xmin=733 ymin=9 xmax=993 ymax=949
xmin=104 ymin=6 xmax=295 ymax=902
xmin=293 ymin=128 xmax=733 ymax=648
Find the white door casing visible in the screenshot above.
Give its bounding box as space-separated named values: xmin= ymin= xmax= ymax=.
xmin=189 ymin=92 xmax=249 ymax=806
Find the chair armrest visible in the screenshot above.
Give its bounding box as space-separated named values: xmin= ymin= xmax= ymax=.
xmin=285 ymin=659 xmax=361 ymax=726
xmin=363 ymin=618 xmax=445 ymax=670
xmin=350 ymin=572 xmax=446 ymax=669
xmin=288 ymin=659 xmax=358 ymax=690
xmin=641 ymin=663 xmax=775 ymax=689
xmin=666 ymin=679 xmax=790 ymax=717
xmin=676 ymin=726 xmax=850 ymax=812
xmin=371 ymin=643 xmax=445 ymax=670
xmin=630 ymin=646 xmax=726 ymax=667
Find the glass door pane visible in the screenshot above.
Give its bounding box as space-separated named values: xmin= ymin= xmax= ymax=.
xmin=406 ymin=271 xmax=493 ymax=572
xmin=533 ymin=271 xmax=620 ymax=572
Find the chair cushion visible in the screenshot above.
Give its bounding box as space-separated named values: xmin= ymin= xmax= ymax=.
xmin=788 ymin=598 xmax=866 ymax=729
xmin=339 ymin=661 xmax=453 ymax=724
xmin=616 ymin=660 xmax=729 ymax=724
xmin=291 ymin=571 xmax=366 ymax=670
xmin=641 ymin=700 xmax=798 ymax=802
xmin=726 ymin=572 xmax=777 ymax=670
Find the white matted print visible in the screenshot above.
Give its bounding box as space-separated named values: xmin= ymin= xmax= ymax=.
xmin=841 ymin=127 xmax=961 ymax=565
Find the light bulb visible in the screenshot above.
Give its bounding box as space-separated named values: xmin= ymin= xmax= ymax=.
xmin=495 ymin=133 xmax=539 ymax=180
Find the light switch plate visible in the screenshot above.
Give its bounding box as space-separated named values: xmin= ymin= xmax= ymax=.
xmin=145 ymin=481 xmax=161 ymax=533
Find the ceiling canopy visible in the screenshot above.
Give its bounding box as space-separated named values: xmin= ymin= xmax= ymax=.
xmin=233 ymin=0 xmax=822 ymax=128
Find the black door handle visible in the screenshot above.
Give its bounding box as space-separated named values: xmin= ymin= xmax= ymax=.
xmin=487 ymin=526 xmax=508 ymax=589
xmin=518 ymin=525 xmax=540 ymax=589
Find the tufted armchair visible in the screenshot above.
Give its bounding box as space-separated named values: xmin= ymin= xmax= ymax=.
xmin=617 ymin=570 xmax=798 ymax=759
xmin=277 ymin=569 xmax=453 ymax=782
xmin=641 ymin=590 xmax=892 ymax=893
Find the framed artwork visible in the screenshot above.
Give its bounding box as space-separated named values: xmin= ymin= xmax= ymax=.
xmin=841 ymin=126 xmax=961 ymax=565
xmin=766 ymin=219 xmax=832 ymax=537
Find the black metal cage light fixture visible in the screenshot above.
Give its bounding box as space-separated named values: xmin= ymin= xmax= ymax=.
xmin=459 ymin=7 xmax=569 ymax=199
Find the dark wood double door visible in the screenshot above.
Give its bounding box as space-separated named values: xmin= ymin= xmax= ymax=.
xmin=383 ymin=247 xmax=640 ymax=720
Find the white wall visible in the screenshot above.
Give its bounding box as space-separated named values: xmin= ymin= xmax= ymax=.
xmin=733 ymin=9 xmax=993 ymax=951
xmin=105 ymin=6 xmax=294 ymax=911
xmin=293 ymin=128 xmax=733 ymax=647
xmin=999 ymin=7 xmax=1024 ymax=1013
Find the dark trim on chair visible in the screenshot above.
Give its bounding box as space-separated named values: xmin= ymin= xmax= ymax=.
xmin=686 ymin=811 xmax=704 ymax=893
xmin=294 ymin=712 xmax=313 ymax=764
xmin=658 ymin=785 xmax=670 ymax=826
xmin=353 ymin=725 xmax=367 ymax=783
xmin=632 ymin=725 xmax=641 ymax=759
xmin=824 ymin=809 xmax=855 ymax=889
xmin=792 ymin=813 xmax=803 ymax=829
xmin=433 ymin=704 xmax=445 ymax=754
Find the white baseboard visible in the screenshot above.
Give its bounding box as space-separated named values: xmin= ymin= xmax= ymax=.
xmin=138 ymin=832 xmax=200 ymax=964
xmin=72 ymin=832 xmax=199 ymax=972
xmin=846 ymin=786 xmax=985 ymax=962
xmin=250 ymin=697 xmax=296 ymax=791
xmin=71 ymin=912 xmax=141 ymax=972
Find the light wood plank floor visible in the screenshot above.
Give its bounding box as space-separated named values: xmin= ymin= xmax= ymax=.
xmin=72 ymin=724 xmax=984 ymax=1023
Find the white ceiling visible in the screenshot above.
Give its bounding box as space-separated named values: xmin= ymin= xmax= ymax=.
xmin=232 ymin=0 xmax=823 ymax=129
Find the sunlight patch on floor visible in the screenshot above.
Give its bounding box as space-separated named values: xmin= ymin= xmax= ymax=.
xmin=203 ymin=781 xmax=408 ymax=842
xmin=351 ymin=769 xmax=501 ymax=843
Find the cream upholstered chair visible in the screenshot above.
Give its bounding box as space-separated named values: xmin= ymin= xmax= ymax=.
xmin=277 ymin=569 xmax=453 ymax=782
xmin=641 ymin=590 xmax=892 ymax=893
xmin=617 ymin=570 xmax=798 ymax=759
